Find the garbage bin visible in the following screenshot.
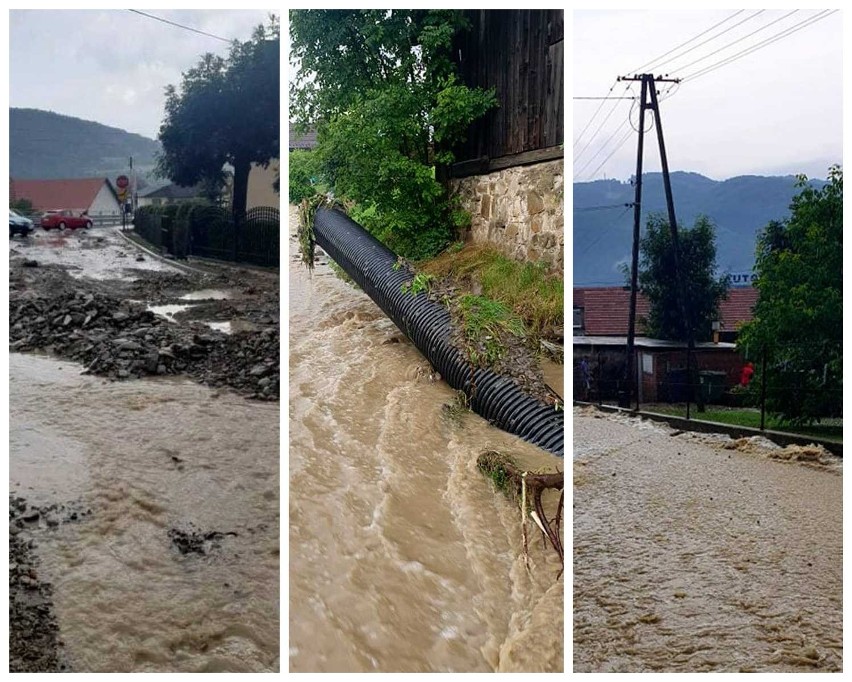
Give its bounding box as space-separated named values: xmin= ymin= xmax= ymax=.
xmin=699 ymin=370 xmax=727 ymax=404
xmin=665 ymin=367 xmax=689 ymax=403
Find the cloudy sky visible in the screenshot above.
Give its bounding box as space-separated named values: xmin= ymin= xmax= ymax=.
xmin=10 ymin=9 xmax=275 ymax=140
xmin=573 ymin=10 xmax=843 ymax=182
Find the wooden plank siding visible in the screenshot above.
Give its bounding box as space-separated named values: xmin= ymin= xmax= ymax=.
xmin=452 ymin=10 xmax=563 ymax=165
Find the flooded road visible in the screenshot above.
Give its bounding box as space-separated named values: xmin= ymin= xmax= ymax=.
xmin=288 ymin=207 xmax=564 ymax=672
xmin=9 ymin=224 xmax=280 ymax=672
xmin=573 ymin=408 xmax=842 ymax=672
xmin=10 ymin=353 xmax=280 ymax=672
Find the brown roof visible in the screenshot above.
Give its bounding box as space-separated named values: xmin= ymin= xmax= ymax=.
xmin=574 ymin=286 xmax=757 ymax=336
xmin=289 ymin=124 xmax=317 ymax=150
xmin=11 ymin=177 xmax=115 ymax=212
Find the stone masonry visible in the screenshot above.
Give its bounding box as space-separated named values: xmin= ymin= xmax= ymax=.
xmin=450 ymin=159 xmax=564 ymax=272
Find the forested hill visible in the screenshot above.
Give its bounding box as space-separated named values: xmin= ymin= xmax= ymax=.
xmin=10 ymin=108 xmax=160 ymax=180
xmin=574 ymin=171 xmax=828 ymax=286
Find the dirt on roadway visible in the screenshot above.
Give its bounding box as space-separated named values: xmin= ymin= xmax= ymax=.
xmin=573 ymin=406 xmax=842 ymax=673
xmin=9 ymin=225 xmax=280 ymax=672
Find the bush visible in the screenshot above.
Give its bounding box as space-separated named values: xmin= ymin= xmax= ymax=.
xmin=289 ymin=150 xmax=318 ymax=204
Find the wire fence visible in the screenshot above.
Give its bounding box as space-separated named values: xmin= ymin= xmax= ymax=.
xmin=574 ymin=340 xmax=842 ymax=434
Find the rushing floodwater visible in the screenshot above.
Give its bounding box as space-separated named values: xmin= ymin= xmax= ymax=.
xmin=573 ymin=409 xmax=842 ymax=673
xmin=288 ymin=208 xmax=564 ymax=672
xmin=10 ymin=354 xmax=280 ymax=672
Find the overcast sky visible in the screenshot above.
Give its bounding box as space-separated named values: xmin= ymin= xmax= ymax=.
xmin=10 ymin=9 xmax=274 ymax=140
xmin=573 ymin=9 xmax=843 ymax=182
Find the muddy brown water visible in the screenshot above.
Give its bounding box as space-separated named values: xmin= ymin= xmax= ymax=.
xmin=288 ymin=207 xmax=564 ymax=672
xmin=10 ymin=353 xmax=280 ymax=672
xmin=573 ymin=409 xmax=842 ymax=673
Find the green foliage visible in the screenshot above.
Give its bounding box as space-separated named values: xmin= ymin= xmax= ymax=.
xmin=457 ymin=294 xmax=525 ymax=367
xmin=637 ymin=214 xmax=730 ymax=341
xmin=421 ymin=244 xmax=563 ymax=339
xmin=289 ymin=150 xmax=319 ymax=204
xmin=158 ymin=16 xmax=279 ymax=219
xmin=401 ymin=273 xmax=435 ymax=296
xmin=738 ymin=166 xmax=842 ymax=424
xmin=11 ymin=198 xmax=34 ymax=214
xmin=290 ymin=10 xmax=496 ymax=260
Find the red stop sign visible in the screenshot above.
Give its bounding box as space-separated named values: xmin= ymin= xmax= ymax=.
xmin=116 ymin=175 xmax=130 ymax=189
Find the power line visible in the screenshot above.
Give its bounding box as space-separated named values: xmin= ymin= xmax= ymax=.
xmin=574 ymin=203 xmax=634 ymax=212
xmin=573 ymin=79 xmax=618 ymax=149
xmin=634 ymin=10 xmax=766 ymax=76
xmin=575 ymin=205 xmax=633 ymax=260
xmin=582 ymin=126 xmax=635 ymax=182
xmin=673 ymin=10 xmax=799 ymax=75
xmin=574 ymin=117 xmax=631 ymax=180
xmin=574 ymin=82 xmax=633 ymax=164
xmin=681 ymin=10 xmax=839 ymax=82
xmin=627 ymin=10 xmax=747 ymax=75
xmin=127 ymin=9 xmax=233 ymax=43
xmin=574 ymin=96 xmax=635 ymax=100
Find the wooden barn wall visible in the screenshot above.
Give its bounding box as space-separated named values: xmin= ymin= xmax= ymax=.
xmin=452 ymin=10 xmax=563 ymax=163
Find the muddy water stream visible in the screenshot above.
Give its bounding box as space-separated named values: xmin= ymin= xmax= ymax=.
xmin=288 ymin=209 xmax=564 ymax=672
xmin=573 ymin=409 xmax=842 ymax=672
xmin=10 ymin=354 xmax=279 ymax=672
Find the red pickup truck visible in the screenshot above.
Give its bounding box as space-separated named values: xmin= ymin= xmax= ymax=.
xmin=41 ymin=209 xmax=93 ymax=231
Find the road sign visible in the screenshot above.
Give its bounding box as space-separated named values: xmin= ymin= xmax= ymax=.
xmin=118 ymin=188 xmax=128 ymax=201
xmin=116 ymin=175 xmax=130 ymax=189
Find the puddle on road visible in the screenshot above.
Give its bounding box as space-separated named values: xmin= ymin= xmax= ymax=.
xmin=179 ymin=289 xmax=234 ymax=301
xmin=147 ymin=303 xmax=194 ymax=322
xmin=207 ymin=321 xmax=232 ymax=334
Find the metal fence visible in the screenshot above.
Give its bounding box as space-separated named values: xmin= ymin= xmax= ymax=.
xmin=133 ymin=203 xmax=279 ymax=268
xmin=575 ymin=340 xmax=842 ymax=432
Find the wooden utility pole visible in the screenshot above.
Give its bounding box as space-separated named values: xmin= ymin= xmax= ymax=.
xmin=617 ymin=73 xmax=689 ymax=410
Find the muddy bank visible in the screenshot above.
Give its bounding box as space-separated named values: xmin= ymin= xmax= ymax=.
xmin=573 ymin=407 xmax=842 ymax=672
xmin=9 ymin=496 xmax=70 ymax=672
xmin=9 ymin=257 xmax=279 ymax=400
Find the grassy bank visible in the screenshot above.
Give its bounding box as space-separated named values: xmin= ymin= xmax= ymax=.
xmin=642 ymin=404 xmax=843 ymax=443
xmin=418 ymin=243 xmax=563 ymax=340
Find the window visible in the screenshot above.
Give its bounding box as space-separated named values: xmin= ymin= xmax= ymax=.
xmin=573 ymin=307 xmax=584 ymax=331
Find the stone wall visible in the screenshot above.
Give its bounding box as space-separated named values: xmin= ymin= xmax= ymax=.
xmin=449 ymin=159 xmax=563 ymax=271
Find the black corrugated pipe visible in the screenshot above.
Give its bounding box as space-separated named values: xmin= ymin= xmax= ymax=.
xmin=312 ymin=208 xmax=564 ymax=457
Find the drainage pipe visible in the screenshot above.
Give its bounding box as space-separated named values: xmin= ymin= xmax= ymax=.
xmin=312 ymin=208 xmax=564 ymax=457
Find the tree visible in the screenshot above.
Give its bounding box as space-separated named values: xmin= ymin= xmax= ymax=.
xmin=157 ymin=16 xmax=279 ymax=219
xmin=11 ymin=198 xmax=33 ymax=214
xmin=738 ymin=166 xmax=842 ymax=424
xmin=637 ymin=214 xmax=730 ymax=341
xmin=290 ymin=10 xmax=496 ymax=259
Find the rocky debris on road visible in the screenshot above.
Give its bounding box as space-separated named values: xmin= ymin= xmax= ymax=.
xmin=9 ymin=286 xmax=279 ymax=400
xmin=168 ymin=524 xmax=238 ymax=556
xmin=9 ymin=496 xmax=69 ymax=673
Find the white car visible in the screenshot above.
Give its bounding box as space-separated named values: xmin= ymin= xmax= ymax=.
xmin=9 ymin=209 xmax=34 ymax=237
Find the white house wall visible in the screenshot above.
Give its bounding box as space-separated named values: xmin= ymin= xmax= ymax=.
xmin=89 ymin=183 xmax=121 ymax=216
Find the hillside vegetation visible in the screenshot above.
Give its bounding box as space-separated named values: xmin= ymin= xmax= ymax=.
xmin=10 ymin=108 xmax=159 ymax=180
xmin=574 ymin=171 xmax=828 ymax=286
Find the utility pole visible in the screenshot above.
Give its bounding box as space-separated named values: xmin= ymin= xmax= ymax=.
xmin=617 ymin=73 xmax=690 ymax=410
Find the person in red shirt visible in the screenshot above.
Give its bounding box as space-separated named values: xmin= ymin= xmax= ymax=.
xmin=740 ymin=361 xmax=754 ymax=386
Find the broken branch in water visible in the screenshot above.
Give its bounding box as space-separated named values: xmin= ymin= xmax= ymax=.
xmin=477 ymin=450 xmax=564 ymax=567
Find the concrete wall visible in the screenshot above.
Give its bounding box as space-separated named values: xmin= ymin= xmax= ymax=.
xmin=246 ymin=160 xmax=280 ymax=210
xmin=449 ymin=159 xmax=563 ymax=271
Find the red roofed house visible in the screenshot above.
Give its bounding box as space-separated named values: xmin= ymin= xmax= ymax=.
xmin=11 ymin=177 xmax=122 ymax=220
xmin=573 ymin=286 xmax=759 ymax=403
xmin=573 ymin=286 xmax=758 ymax=341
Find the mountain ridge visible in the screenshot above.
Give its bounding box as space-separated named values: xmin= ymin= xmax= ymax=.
xmin=573 ymin=171 xmax=829 ymax=287
xmin=10 ymin=107 xmax=160 ymax=181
